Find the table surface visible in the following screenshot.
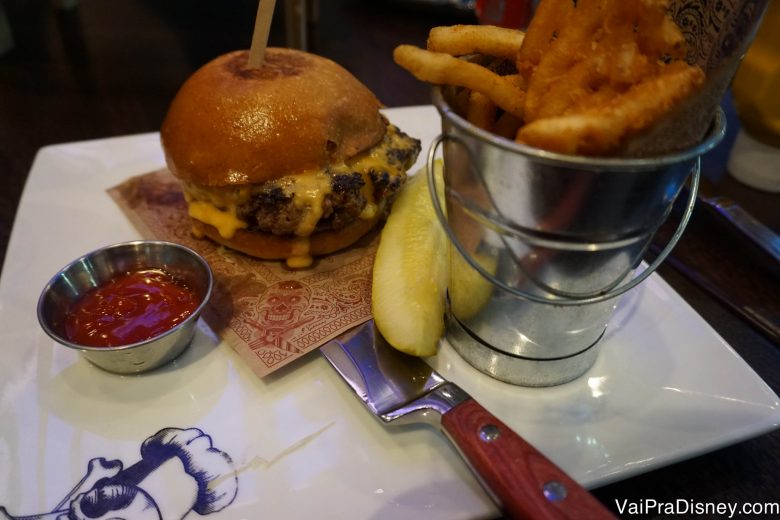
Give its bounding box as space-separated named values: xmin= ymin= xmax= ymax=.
xmin=1 ymin=1 xmax=778 ymax=517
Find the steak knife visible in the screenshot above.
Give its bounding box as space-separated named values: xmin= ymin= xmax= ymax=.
xmin=321 ymin=321 xmax=615 ymax=519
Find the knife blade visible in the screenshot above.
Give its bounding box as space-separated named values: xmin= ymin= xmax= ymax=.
xmin=321 ymin=321 xmax=616 ymax=519
xmin=697 ymin=193 xmax=780 ymax=268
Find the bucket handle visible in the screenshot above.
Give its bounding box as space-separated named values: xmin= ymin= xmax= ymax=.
xmin=426 ymin=134 xmax=701 ymax=306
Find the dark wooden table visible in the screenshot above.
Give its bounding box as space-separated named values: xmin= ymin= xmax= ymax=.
xmin=1 ymin=1 xmax=778 ymax=517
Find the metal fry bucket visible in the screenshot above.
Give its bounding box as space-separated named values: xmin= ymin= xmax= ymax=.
xmin=428 ymin=86 xmax=726 ymax=387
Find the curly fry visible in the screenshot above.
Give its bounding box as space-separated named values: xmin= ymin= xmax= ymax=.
xmin=393 ymin=45 xmax=525 ymax=119
xmin=466 ymin=90 xmax=497 ymax=131
xmin=427 ymin=25 xmax=525 ymax=60
xmin=517 ymin=62 xmax=705 ymax=155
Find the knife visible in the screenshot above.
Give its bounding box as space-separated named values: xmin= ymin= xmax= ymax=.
xmin=697 ymin=193 xmax=780 ymax=268
xmin=321 ymin=321 xmax=616 ymax=519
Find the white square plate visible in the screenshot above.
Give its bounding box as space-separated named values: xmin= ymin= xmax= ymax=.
xmin=1 ymin=106 xmax=778 ymax=519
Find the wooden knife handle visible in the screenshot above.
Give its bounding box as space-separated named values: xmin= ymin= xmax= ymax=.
xmin=441 ymin=398 xmax=615 ymax=519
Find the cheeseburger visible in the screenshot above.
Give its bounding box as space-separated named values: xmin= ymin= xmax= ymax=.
xmin=161 ymin=48 xmax=421 ymax=268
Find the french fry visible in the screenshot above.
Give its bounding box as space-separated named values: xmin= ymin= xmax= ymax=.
xmin=524 ymin=0 xmax=695 ymax=124
xmin=523 ymin=0 xmax=609 ymax=121
xmin=466 ymin=90 xmax=497 ymax=131
xmin=393 ymin=45 xmax=525 ymax=119
xmin=515 ymin=0 xmax=576 ymax=82
xmin=493 ymin=112 xmax=522 ymax=140
xmin=502 ymin=73 xmax=527 ymax=91
xmin=526 ymin=47 xmax=645 ymax=120
xmin=517 ymin=62 xmax=705 ymax=155
xmin=394 ymin=0 xmax=705 ymax=156
xmin=452 ymin=87 xmax=473 ymax=117
xmin=427 ymin=25 xmax=525 ymax=60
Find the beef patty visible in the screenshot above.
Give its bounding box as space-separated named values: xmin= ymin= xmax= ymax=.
xmin=237 ymin=126 xmax=420 ymax=236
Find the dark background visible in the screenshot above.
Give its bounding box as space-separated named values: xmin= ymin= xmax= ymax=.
xmin=1 ymin=1 xmax=779 ymax=517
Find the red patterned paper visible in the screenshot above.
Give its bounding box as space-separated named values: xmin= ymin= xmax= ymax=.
xmin=108 ymin=170 xmax=376 ymax=377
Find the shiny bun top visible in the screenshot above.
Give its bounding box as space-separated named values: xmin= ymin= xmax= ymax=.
xmin=161 ymin=48 xmax=386 ymax=186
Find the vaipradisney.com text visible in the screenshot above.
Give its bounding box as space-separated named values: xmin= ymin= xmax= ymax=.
xmin=615 ymin=498 xmax=780 ymax=517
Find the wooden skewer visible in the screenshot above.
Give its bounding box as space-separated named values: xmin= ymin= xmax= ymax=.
xmin=248 ymin=0 xmax=277 ymax=68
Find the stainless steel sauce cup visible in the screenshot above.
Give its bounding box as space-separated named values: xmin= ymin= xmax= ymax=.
xmin=37 ymin=240 xmax=213 ymax=374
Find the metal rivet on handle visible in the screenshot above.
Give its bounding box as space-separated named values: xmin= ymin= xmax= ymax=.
xmin=542 ymin=481 xmax=568 ymax=502
xmin=479 ymin=424 xmax=500 ymax=442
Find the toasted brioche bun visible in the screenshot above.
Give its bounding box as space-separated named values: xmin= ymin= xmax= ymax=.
xmin=161 ymin=48 xmax=386 ymax=186
xmin=160 ymin=48 xmax=406 ymax=266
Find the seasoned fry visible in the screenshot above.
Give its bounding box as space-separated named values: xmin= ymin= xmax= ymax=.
xmin=517 ymin=62 xmax=705 ymax=154
xmin=515 ymin=0 xmax=576 ymax=82
xmin=493 ymin=112 xmax=522 ymax=140
xmin=393 ymin=45 xmax=525 ymax=119
xmin=393 ymin=0 xmax=706 ymax=156
xmin=503 ymin=73 xmax=527 ymax=91
xmin=466 ymin=90 xmax=497 ymax=131
xmin=452 ymin=87 xmax=473 ymax=117
xmin=633 ymin=8 xmax=687 ymax=61
xmin=524 ymin=0 xmax=694 ymax=126
xmin=427 ymin=25 xmax=526 ymax=60
xmin=527 ymin=44 xmax=651 ymax=120
xmin=523 ymin=0 xmax=610 ymax=121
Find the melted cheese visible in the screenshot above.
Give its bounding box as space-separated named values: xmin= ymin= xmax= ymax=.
xmin=359 ymin=202 xmax=378 ymax=220
xmin=282 ymin=171 xmax=333 ymax=236
xmin=188 ymin=201 xmax=247 ymax=239
xmin=350 ymin=155 xmax=388 ymax=173
xmin=346 ymin=124 xmax=413 ymax=220
xmin=181 ymin=124 xmax=415 ymax=268
xmin=287 ymin=237 xmax=313 ymax=268
xmin=191 ymin=224 xmax=205 ymax=239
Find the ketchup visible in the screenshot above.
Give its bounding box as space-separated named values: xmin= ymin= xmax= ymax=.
xmin=65 ymin=268 xmax=199 ymax=347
